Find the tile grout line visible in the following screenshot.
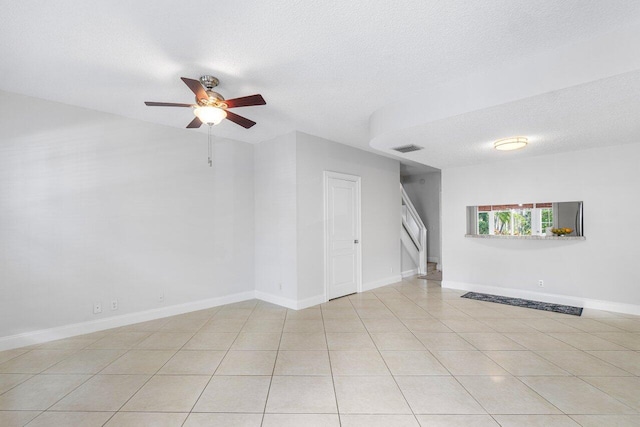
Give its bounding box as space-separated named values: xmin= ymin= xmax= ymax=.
xmin=320 ymin=303 xmax=342 ymax=427
xmin=5 ymin=328 xmax=159 ymax=425
xmin=0 ymin=374 xmax=34 ymax=399
xmin=569 ymin=375 xmax=638 ymax=413
xmin=347 ymin=284 xmax=422 ymax=425
xmin=398 ymin=278 xmax=525 ymax=425
xmin=95 ymin=307 xmax=223 ymax=426
xmin=394 ymin=278 xmax=572 ymax=421
xmin=2 ymin=280 xmax=640 ymax=425
xmin=389 ymin=279 xmax=502 ymax=420
xmin=21 ymin=336 xmax=124 ymax=423
xmin=392 ymin=278 xmax=582 ymax=420
xmin=400 ymin=277 xmax=639 ymax=420
xmin=259 ymin=305 xmax=286 ymax=427
xmin=183 ymin=301 xmax=261 ymax=426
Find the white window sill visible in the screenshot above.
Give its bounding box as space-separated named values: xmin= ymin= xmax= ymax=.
xmin=465 ymin=234 xmax=586 ymax=241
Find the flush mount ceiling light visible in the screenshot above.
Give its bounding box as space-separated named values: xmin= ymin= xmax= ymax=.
xmin=494 ymin=136 xmax=528 ymax=151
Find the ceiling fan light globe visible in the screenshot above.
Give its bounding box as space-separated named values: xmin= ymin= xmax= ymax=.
xmin=194 ymin=106 xmax=226 ymax=125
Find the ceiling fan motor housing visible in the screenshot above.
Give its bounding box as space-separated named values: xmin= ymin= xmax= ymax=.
xmin=197 ymin=91 xmax=226 ymax=107
xmin=200 ymin=75 xmax=219 ymax=90
xmin=197 ymin=75 xmax=226 ymax=106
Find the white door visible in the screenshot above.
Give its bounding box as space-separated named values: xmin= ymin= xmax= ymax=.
xmin=324 ymin=171 xmax=361 ymax=300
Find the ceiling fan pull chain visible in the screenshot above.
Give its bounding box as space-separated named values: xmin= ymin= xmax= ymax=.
xmin=207 ymin=125 xmax=213 ymax=167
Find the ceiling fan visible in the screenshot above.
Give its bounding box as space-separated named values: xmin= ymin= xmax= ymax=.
xmin=145 ymin=75 xmax=266 ymax=129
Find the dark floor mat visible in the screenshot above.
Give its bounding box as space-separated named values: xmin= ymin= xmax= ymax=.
xmin=461 ymin=292 xmax=583 ymax=316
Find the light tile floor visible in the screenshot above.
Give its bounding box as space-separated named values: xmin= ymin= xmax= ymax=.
xmin=1 ymin=277 xmax=640 ymax=426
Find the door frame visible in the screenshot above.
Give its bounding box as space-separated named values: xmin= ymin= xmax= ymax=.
xmin=323 ymin=171 xmax=362 ymax=302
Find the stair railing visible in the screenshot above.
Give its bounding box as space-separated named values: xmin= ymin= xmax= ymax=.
xmin=400 ymin=184 xmax=428 ymax=275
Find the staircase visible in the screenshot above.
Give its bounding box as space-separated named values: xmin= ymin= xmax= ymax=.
xmin=427 ymin=262 xmax=437 ymax=273
xmin=422 ymin=261 xmax=442 ymax=281
xmin=400 ymin=184 xmax=427 ymax=276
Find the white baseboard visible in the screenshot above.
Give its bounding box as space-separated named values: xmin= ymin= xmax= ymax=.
xmin=254 ymin=291 xmax=325 ymax=310
xmin=362 ymin=275 xmax=403 ymax=292
xmin=6 ymin=271 xmax=473 ymax=351
xmin=296 ymin=294 xmax=326 ymax=310
xmin=402 ymin=268 xmax=419 ymax=278
xmin=254 ymin=291 xmax=298 ymax=310
xmin=0 ymin=291 xmax=255 ymax=352
xmin=442 ymin=280 xmax=640 ymax=316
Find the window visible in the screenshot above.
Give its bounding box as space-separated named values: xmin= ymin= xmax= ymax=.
xmin=541 ymin=207 xmax=553 ymax=233
xmin=494 ymin=210 xmax=512 ymax=235
xmin=512 ymin=208 xmax=532 ymax=236
xmin=491 ymin=208 xmax=531 ymax=236
xmin=475 ymin=204 xmax=542 ymax=236
xmin=478 ymin=212 xmax=489 ymax=234
xmin=467 ymin=202 xmax=582 ymax=237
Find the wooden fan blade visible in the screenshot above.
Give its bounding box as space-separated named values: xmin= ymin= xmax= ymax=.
xmin=225 ymin=110 xmax=256 ymax=128
xmin=224 ymin=94 xmax=266 ymax=108
xmin=181 ymin=77 xmax=208 ymax=101
xmin=186 ymin=116 xmax=203 ymax=128
xmin=145 ymin=101 xmax=194 ymax=107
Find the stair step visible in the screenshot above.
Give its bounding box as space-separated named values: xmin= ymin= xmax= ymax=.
xmin=427 ymin=262 xmax=437 ymax=273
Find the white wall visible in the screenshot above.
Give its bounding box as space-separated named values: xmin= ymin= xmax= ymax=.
xmin=0 ymin=90 xmax=255 ymax=339
xmin=442 ymin=142 xmax=640 ymax=312
xmin=401 ymin=244 xmax=418 ymax=275
xmin=254 ymin=131 xmax=402 ymax=306
xmin=254 ymin=132 xmax=298 ymax=303
xmin=402 ymin=172 xmax=441 ymax=264
xmin=0 ymin=91 xmax=403 ymax=344
xmin=296 ymin=132 xmax=401 ymax=300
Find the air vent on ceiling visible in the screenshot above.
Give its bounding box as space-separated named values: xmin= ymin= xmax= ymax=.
xmin=392 ymin=144 xmax=424 ymax=153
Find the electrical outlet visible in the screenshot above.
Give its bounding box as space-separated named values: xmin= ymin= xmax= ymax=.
xmin=111 ymin=299 xmax=118 ymax=311
xmin=93 ymin=302 xmax=102 ymax=314
xmin=159 ymin=292 xmax=164 ymax=302
xmin=538 ymin=280 xmax=544 ymax=287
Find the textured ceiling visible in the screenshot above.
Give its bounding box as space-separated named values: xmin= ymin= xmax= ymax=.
xmin=387 ymin=70 xmax=640 ymax=168
xmin=2 ymin=1 xmax=640 ymax=167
